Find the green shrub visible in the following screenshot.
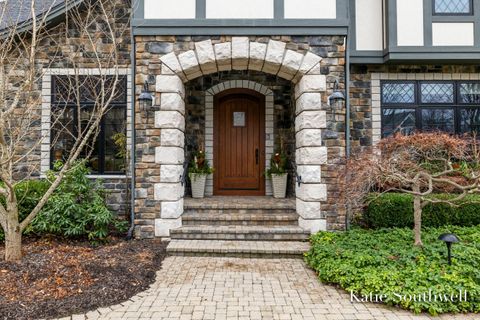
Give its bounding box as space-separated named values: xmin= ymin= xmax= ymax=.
xmin=305 ymin=226 xmax=480 ymax=315
xmin=363 ymin=193 xmax=480 ymax=229
xmin=0 ymin=161 xmax=127 ymax=242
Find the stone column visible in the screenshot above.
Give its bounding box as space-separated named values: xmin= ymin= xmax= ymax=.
xmin=154 ymin=72 xmax=186 ymax=237
xmin=294 ymin=75 xmax=328 ymax=233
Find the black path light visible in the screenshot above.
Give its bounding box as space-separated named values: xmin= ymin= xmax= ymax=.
xmin=438 ymin=233 xmax=460 ymax=265
xmin=138 ymin=80 xmax=154 ymax=111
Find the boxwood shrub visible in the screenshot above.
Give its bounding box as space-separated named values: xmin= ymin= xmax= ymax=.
xmin=305 ymin=226 xmax=480 ymax=315
xmin=363 ymin=193 xmax=480 ymax=229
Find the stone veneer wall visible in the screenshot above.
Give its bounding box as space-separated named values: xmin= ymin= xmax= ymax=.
xmin=349 ymin=64 xmax=480 ymax=153
xmin=134 ymin=35 xmax=347 ymax=238
xmin=3 ymin=0 xmax=131 ymax=218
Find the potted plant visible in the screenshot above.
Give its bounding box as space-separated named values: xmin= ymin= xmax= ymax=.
xmin=266 ymin=152 xmax=288 ymax=198
xmin=188 ymin=150 xmax=214 ymax=198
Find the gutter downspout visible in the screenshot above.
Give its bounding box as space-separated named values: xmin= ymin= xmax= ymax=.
xmin=126 ymin=18 xmax=136 ymax=240
xmin=344 ymin=8 xmax=351 ymax=231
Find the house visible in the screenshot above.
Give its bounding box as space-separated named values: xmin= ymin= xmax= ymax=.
xmin=2 ymin=0 xmax=480 ymax=255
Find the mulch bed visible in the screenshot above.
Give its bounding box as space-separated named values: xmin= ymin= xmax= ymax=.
xmin=0 ymin=237 xmax=168 ymax=320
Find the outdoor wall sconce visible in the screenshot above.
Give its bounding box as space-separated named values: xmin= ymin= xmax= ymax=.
xmin=138 ymin=81 xmax=154 ymax=111
xmin=327 ymin=79 xmax=345 ymax=120
xmin=438 ymin=233 xmax=460 ymax=265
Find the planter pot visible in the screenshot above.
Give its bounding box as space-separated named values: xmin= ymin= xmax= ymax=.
xmin=189 ymin=173 xmax=207 ymax=199
xmin=271 ymin=173 xmax=288 ymax=198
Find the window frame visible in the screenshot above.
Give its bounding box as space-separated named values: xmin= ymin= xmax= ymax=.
xmin=380 ymin=80 xmax=480 ymax=137
xmin=50 ymin=76 xmax=128 ymax=175
xmin=433 ymin=0 xmax=473 ymax=16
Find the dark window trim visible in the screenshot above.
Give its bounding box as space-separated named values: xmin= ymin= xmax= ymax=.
xmin=433 ymin=0 xmax=474 ymax=16
xmin=50 ymin=77 xmax=127 ymax=175
xmin=380 ymin=80 xmax=480 ymax=137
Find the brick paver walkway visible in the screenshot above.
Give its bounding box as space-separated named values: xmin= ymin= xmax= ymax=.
xmin=62 ymin=257 xmax=477 ymax=320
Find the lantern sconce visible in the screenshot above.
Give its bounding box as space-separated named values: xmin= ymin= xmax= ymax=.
xmin=138 ymin=80 xmax=154 ymax=112
xmin=327 ymin=79 xmax=346 ymax=119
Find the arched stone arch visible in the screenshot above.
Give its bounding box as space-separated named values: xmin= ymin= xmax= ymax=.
xmin=204 ymin=80 xmax=275 ymax=196
xmin=153 ymin=38 xmax=329 ymax=237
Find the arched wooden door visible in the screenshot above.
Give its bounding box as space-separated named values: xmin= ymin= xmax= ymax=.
xmin=213 ymin=89 xmax=265 ymax=196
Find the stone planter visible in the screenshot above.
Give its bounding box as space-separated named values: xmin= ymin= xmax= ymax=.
xmin=189 ymin=173 xmax=207 ymax=198
xmin=271 ymin=173 xmax=288 ymax=198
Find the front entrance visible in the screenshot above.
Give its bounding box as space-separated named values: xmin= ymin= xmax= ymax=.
xmin=213 ymin=89 xmax=265 ymax=196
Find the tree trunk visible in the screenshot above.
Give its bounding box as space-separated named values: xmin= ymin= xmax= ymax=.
xmin=4 ymin=220 xmax=22 ymax=262
xmin=413 ymin=193 xmax=423 ymax=247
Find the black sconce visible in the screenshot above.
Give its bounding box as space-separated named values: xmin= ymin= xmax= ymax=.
xmin=327 ymin=79 xmax=345 ymax=120
xmin=138 ymin=81 xmax=154 ymax=111
xmin=438 ymin=233 xmax=460 ymax=265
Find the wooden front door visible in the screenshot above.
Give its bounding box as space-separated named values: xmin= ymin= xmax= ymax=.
xmin=214 ymin=89 xmax=265 ymax=196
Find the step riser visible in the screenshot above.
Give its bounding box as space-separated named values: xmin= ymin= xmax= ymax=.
xmin=184 ymin=209 xmax=297 ymax=215
xmin=167 ymin=251 xmax=305 ymax=259
xmin=183 ymin=220 xmax=298 ymax=226
xmin=171 ymin=234 xmax=309 ymax=241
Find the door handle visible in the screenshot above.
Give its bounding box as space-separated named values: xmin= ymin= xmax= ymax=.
xmin=255 ymin=149 xmax=259 ymax=165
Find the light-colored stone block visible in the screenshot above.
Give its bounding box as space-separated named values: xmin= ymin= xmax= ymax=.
xmin=263 ymin=40 xmax=286 ymax=74
xmin=296 ymin=199 xmax=322 ymax=219
xmin=278 ymin=50 xmax=304 ymax=80
xmin=160 ymin=199 xmax=184 ymax=219
xmin=154 ymin=183 xmax=184 ymax=201
xmin=160 ymin=53 xmax=186 ymax=81
xmin=155 ymin=146 xmax=184 ymax=164
xmin=295 ymin=111 xmax=327 ymax=131
xmin=296 ymin=129 xmax=323 ymax=148
xmin=296 ymin=92 xmax=322 ymax=114
xmin=160 ymin=93 xmax=185 ymax=115
xmin=156 ymin=75 xmax=185 ymax=98
xmin=161 ymin=129 xmax=185 ymax=147
xmin=177 ymin=50 xmax=201 ymax=80
xmin=232 ymin=37 xmax=249 ymax=70
xmin=299 ymin=217 xmax=326 ymax=234
xmin=155 ymin=111 xmax=185 ymax=131
xmin=195 ymin=40 xmax=217 ymax=74
xmin=296 ymin=147 xmax=327 ymax=165
xmin=298 ymin=52 xmax=322 ymax=75
xmin=155 ymin=218 xmax=182 ymax=237
xmin=296 ymin=165 xmax=321 ymax=184
xmin=214 ymin=42 xmax=232 ymax=71
xmin=296 ymin=183 xmax=327 ymax=202
xmin=295 ymin=75 xmax=327 ymax=98
xmin=249 ymin=42 xmax=267 ymax=71
xmin=160 ymin=165 xmax=184 ymax=183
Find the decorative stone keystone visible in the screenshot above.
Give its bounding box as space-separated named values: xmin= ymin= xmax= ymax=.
xmin=232 ymin=37 xmax=249 ymax=70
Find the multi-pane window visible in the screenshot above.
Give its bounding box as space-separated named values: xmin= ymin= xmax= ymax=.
xmin=434 ymin=0 xmax=472 ymax=15
xmin=381 ymin=81 xmax=480 ymax=138
xmin=51 ymin=75 xmax=127 ymax=174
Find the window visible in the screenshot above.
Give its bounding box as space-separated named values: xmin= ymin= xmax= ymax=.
xmin=381 ymin=80 xmax=480 ymax=137
xmin=51 ymin=75 xmax=127 ymax=174
xmin=434 ymin=0 xmax=472 ymax=15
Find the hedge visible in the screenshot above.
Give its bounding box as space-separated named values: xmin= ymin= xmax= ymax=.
xmin=363 ymin=193 xmax=480 ymax=229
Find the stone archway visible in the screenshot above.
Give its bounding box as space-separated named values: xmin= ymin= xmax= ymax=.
xmin=152 ymin=38 xmax=328 ymax=237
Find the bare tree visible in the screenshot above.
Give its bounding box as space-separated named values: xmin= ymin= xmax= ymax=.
xmin=0 ymin=0 xmax=130 ymax=261
xmin=343 ymin=132 xmax=480 ymax=247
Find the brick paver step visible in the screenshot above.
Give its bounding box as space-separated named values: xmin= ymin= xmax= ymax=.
xmin=166 ymin=240 xmax=311 ymax=258
xmin=184 ymin=196 xmax=296 ymax=210
xmin=182 ymin=212 xmax=299 ymax=226
xmin=170 ymin=225 xmax=310 ymax=241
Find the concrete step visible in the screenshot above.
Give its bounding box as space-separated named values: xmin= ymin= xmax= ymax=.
xmin=167 ymin=240 xmax=310 ymax=258
xmin=170 ymin=226 xmax=310 ymax=241
xmin=182 ymin=212 xmax=299 ymax=226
